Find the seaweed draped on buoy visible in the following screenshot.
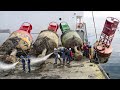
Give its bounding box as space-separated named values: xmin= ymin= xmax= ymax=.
xmin=60 ymin=22 xmax=83 ymax=48
xmin=60 ymin=22 xmax=83 ymax=60
xmin=0 ymin=22 xmax=33 ymax=63
xmin=31 ymin=22 xmax=59 ymax=57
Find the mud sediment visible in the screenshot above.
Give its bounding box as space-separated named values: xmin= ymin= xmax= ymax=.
xmin=0 ymin=37 xmax=21 ymax=63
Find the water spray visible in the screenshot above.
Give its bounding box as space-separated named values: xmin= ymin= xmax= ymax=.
xmin=0 ymin=61 xmax=19 ymax=70
xmin=31 ymin=53 xmax=53 ymax=65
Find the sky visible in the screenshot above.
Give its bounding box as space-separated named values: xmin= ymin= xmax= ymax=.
xmin=84 ymin=11 xmax=120 ymax=18
xmin=83 ymin=11 xmax=120 ymax=49
xmin=84 ymin=11 xmax=120 ymax=29
xmin=83 ymin=11 xmax=120 ymax=33
xmin=0 ymin=11 xmax=120 ymax=30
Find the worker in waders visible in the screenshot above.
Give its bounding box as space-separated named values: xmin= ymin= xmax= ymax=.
xmin=87 ymin=42 xmax=92 ymax=60
xmin=27 ymin=55 xmax=31 ymax=73
xmin=66 ymin=48 xmax=72 ymax=65
xmin=61 ymin=47 xmax=66 ymax=66
xmin=54 ymin=48 xmax=62 ymax=65
xmin=93 ymin=50 xmax=99 ymax=64
xmin=83 ymin=43 xmax=89 ymax=58
xmin=20 ymin=55 xmax=26 ymax=72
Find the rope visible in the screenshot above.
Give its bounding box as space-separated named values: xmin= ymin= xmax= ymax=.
xmin=92 ymin=11 xmax=98 ymax=40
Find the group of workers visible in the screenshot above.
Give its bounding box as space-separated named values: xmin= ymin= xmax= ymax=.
xmin=20 ymin=55 xmax=31 ymax=73
xmin=82 ymin=42 xmax=100 ymax=63
xmin=83 ymin=42 xmax=92 ymax=60
xmin=19 ymin=42 xmax=93 ymax=72
xmin=53 ymin=42 xmax=93 ymax=66
xmin=54 ymin=47 xmax=73 ymax=66
xmin=19 ymin=47 xmax=73 ymax=72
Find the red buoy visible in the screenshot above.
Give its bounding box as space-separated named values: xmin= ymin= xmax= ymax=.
xmin=99 ymin=17 xmax=119 ymax=47
xmin=48 ymin=22 xmax=59 ymax=32
xmin=19 ymin=22 xmax=32 ymax=33
xmin=10 ymin=22 xmax=33 ymax=50
xmin=94 ymin=17 xmax=119 ymax=63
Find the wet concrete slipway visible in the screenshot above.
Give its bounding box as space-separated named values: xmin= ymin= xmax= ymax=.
xmin=0 ymin=54 xmax=106 ymax=79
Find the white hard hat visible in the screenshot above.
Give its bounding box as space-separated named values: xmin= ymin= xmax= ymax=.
xmin=54 ymin=48 xmax=57 ymax=50
xmin=58 ymin=54 xmax=60 ymax=58
xmin=69 ymin=48 xmax=71 ymax=50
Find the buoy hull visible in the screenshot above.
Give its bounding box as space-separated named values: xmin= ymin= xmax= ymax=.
xmin=61 ymin=30 xmax=83 ymax=48
xmin=94 ymin=41 xmax=112 ymax=63
xmin=33 ymin=30 xmax=59 ymax=56
xmin=9 ymin=30 xmax=32 ymax=50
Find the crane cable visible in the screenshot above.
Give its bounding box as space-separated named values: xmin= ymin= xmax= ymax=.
xmin=92 ymin=11 xmax=98 ymax=40
xmin=92 ymin=11 xmax=100 ymax=64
